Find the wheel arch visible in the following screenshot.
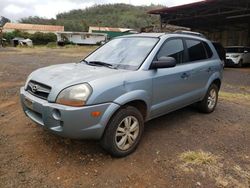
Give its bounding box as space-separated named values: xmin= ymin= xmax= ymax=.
xmin=211 ymin=78 xmax=221 ymax=90
xmin=100 ymin=91 xmax=150 ymax=138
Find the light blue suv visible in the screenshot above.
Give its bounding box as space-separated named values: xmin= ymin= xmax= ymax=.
xmin=20 ymin=32 xmax=223 ymax=157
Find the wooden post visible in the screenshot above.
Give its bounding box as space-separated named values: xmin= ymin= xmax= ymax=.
xmin=160 ymin=15 xmax=163 ymax=32
xmin=0 ymin=27 xmax=2 ymax=47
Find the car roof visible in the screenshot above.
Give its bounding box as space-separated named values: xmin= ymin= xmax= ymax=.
xmin=121 ymin=33 xmax=166 ymax=38
xmin=120 ymin=32 xmax=208 ymax=41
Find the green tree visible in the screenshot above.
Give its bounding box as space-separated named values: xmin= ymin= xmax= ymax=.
xmin=19 ymin=4 xmax=163 ymax=31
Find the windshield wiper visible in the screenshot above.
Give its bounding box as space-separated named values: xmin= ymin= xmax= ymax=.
xmin=80 ymin=59 xmax=89 ymax=64
xmin=80 ymin=59 xmax=117 ymax=69
xmin=88 ymin=61 xmax=117 ymax=69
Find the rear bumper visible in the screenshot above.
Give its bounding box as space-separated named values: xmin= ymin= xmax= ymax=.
xmin=20 ymin=87 xmax=120 ymax=140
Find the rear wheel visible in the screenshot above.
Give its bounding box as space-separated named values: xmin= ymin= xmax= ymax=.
xmin=197 ymin=84 xmax=218 ymax=113
xmin=100 ymin=106 xmax=144 ymax=157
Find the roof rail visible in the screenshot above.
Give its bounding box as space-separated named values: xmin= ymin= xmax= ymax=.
xmin=173 ymin=30 xmax=206 ymax=38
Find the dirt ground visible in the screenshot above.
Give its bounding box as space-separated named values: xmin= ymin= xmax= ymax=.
xmin=0 ymin=47 xmax=250 ymax=188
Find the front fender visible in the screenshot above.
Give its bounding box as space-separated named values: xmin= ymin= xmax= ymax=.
xmin=113 ymin=90 xmax=151 ymax=114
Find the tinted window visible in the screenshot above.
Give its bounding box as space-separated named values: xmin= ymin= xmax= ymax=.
xmin=245 ymin=48 xmax=250 ymax=52
xmin=212 ymin=42 xmax=225 ymax=60
xmin=203 ymin=42 xmax=213 ymax=58
xmin=225 ymin=47 xmax=244 ymax=53
xmin=186 ymin=39 xmax=207 ymax=61
xmin=157 ymin=39 xmax=184 ymax=64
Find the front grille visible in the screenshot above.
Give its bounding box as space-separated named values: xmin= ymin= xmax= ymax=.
xmin=26 ymin=80 xmax=51 ymax=100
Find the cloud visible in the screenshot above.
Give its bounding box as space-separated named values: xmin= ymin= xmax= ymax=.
xmin=0 ymin=0 xmax=202 ymax=21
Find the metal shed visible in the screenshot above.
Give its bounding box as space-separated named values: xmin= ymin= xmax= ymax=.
xmin=149 ymin=0 xmax=250 ymax=46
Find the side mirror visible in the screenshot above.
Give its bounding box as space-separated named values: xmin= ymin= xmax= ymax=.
xmin=150 ymin=56 xmax=176 ymax=69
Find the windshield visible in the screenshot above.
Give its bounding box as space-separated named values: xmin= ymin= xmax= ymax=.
xmin=85 ymin=37 xmax=159 ymax=70
xmin=226 ymin=47 xmax=244 ymax=53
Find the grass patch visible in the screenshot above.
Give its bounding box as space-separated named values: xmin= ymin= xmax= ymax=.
xmin=219 ymin=91 xmax=250 ymax=105
xmin=180 ymin=150 xmax=217 ymax=165
xmin=178 ymin=150 xmax=250 ymax=187
xmin=1 ymin=46 xmax=97 ymax=56
xmin=46 ymin=42 xmax=58 ymax=48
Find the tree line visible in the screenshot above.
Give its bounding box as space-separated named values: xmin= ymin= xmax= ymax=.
xmin=19 ymin=4 xmax=163 ymax=31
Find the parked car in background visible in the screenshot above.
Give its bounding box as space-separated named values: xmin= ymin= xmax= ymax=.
xmin=212 ymin=41 xmax=226 ymax=68
xmin=225 ymin=46 xmax=250 ymax=67
xmin=20 ymin=32 xmax=223 ymax=157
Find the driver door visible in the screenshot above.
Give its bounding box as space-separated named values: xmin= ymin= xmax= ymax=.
xmin=150 ymin=38 xmax=192 ymax=118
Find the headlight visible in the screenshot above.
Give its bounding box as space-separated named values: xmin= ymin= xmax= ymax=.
xmin=56 ymin=84 xmax=92 ymax=107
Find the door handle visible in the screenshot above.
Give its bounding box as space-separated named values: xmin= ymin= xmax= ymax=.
xmin=181 ymin=72 xmax=189 ymax=79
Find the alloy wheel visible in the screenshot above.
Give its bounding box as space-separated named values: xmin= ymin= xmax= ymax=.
xmin=115 ymin=116 xmax=140 ymax=151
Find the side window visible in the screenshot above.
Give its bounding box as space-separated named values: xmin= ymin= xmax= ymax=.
xmin=203 ymin=42 xmax=213 ymax=58
xmin=186 ymin=39 xmax=207 ymax=61
xmin=157 ymin=39 xmax=184 ymax=64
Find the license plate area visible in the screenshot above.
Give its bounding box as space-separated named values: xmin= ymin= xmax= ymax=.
xmin=24 ymin=97 xmax=33 ymax=110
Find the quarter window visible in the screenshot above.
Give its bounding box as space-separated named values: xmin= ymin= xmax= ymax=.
xmin=203 ymin=42 xmax=213 ymax=58
xmin=245 ymin=48 xmax=250 ymax=52
xmin=186 ymin=39 xmax=207 ymax=61
xmin=157 ymin=39 xmax=184 ymax=64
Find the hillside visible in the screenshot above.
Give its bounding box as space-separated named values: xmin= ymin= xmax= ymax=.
xmin=19 ymin=4 xmax=163 ymax=31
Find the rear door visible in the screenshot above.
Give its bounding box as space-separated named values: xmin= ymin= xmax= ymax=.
xmin=182 ymin=38 xmax=215 ymax=100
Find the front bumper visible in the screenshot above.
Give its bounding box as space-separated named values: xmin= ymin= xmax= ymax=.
xmin=225 ymin=58 xmax=239 ymax=66
xmin=20 ymin=87 xmax=120 ymax=139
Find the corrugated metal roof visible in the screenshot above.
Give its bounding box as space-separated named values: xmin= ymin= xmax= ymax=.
xmin=89 ymin=26 xmax=135 ymax=33
xmin=3 ymin=23 xmax=64 ymax=32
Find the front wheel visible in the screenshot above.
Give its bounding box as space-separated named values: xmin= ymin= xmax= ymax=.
xmin=197 ymin=84 xmax=219 ymax=113
xmin=100 ymin=106 xmax=144 ymax=157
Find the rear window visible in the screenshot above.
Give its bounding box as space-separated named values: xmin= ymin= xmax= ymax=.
xmin=203 ymin=42 xmax=213 ymax=58
xmin=212 ymin=42 xmax=225 ymax=60
xmin=186 ymin=39 xmax=207 ymax=61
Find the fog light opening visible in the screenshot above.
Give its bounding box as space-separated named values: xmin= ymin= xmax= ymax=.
xmin=52 ymin=109 xmax=61 ymax=121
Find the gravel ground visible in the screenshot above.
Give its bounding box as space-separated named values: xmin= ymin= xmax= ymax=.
xmin=0 ymin=47 xmax=250 ymax=188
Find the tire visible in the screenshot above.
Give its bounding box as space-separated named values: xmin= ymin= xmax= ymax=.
xmin=197 ymin=84 xmax=219 ymax=113
xmin=100 ymin=106 xmax=144 ymax=157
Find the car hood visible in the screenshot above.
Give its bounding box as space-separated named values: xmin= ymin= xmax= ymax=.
xmin=27 ymin=63 xmax=127 ymax=98
xmin=226 ymin=53 xmax=242 ymax=56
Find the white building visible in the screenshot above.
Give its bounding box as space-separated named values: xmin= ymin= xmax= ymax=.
xmin=56 ymin=32 xmax=107 ymax=45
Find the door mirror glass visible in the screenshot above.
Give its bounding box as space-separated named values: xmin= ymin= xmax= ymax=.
xmin=150 ymin=56 xmax=176 ymax=69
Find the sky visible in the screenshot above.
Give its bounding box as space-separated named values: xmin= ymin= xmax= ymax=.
xmin=0 ymin=0 xmax=202 ymax=21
